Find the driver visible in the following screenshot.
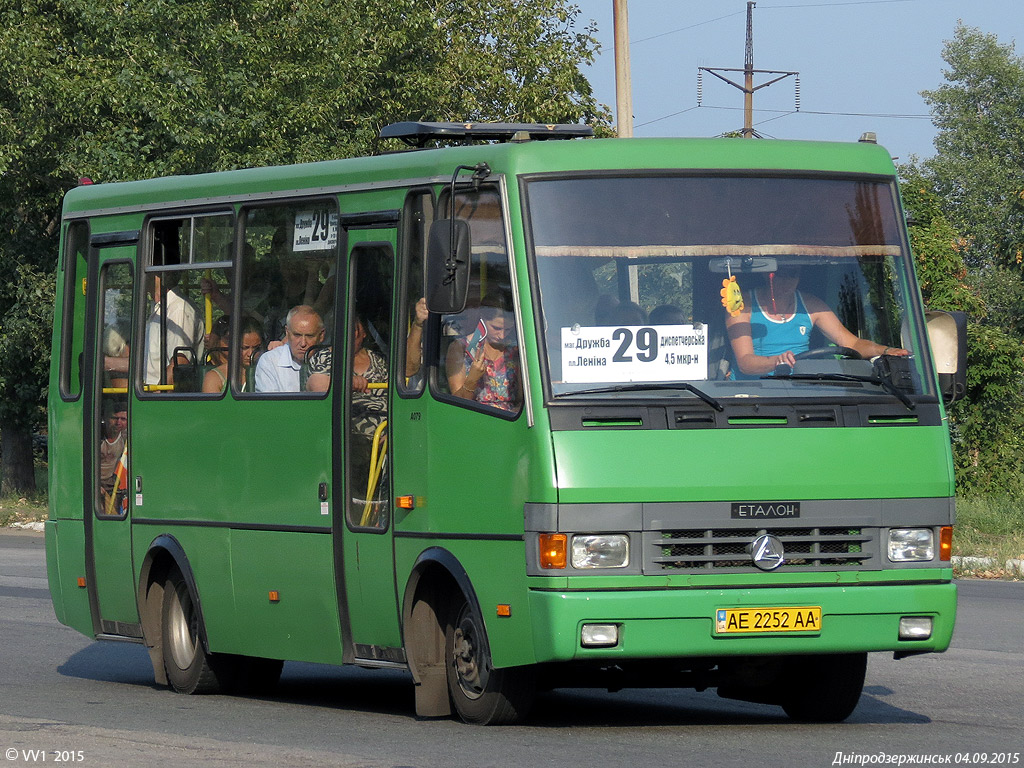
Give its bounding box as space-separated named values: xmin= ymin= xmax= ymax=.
xmin=725 ymin=265 xmax=908 ymax=378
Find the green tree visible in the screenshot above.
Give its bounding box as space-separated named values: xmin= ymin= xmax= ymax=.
xmin=0 ymin=0 xmax=611 ymax=492
xmin=905 ymin=23 xmax=1024 ymax=498
xmin=920 ymin=22 xmax=1024 ymax=269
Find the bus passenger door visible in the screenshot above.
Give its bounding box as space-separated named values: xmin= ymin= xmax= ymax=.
xmin=85 ymin=250 xmax=140 ymax=635
xmin=338 ymin=235 xmax=403 ymax=662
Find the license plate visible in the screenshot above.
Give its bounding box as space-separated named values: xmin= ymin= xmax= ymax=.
xmin=715 ymin=606 xmax=822 ymax=634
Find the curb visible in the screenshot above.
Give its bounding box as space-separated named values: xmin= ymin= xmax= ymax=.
xmin=952 ymin=555 xmax=1024 ymax=577
xmin=6 ymin=521 xmax=45 ymax=533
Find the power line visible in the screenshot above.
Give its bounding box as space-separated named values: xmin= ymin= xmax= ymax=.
xmin=631 ymin=0 xmax=917 ymax=45
xmin=697 ymin=104 xmax=930 ymax=119
xmin=761 ymin=0 xmax=915 ymax=8
xmin=632 ymin=11 xmax=744 ymax=44
xmin=634 ymin=105 xmax=700 ymax=129
xmin=636 ymin=104 xmax=930 ymax=130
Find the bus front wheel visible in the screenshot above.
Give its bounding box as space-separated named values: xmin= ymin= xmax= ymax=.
xmin=445 ymin=597 xmax=535 ymax=724
xmin=781 ymin=652 xmax=867 ymax=722
xmin=161 ymin=570 xmax=219 ymax=694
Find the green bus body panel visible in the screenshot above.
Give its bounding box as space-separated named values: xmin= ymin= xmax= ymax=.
xmin=223 ymin=529 xmax=342 ymax=664
xmin=130 ymin=399 xmax=332 ymax=528
xmin=44 ymin=521 xmax=94 ymax=635
xmin=551 ymin=425 xmax=954 ymax=503
xmin=528 ymin=581 xmax=956 ymax=662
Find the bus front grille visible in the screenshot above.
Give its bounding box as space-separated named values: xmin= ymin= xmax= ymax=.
xmin=648 ymin=527 xmax=876 ymax=572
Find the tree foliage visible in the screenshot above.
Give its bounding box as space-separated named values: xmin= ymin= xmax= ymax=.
xmin=0 ymin=0 xmax=611 ymax=491
xmin=920 ymin=23 xmax=1024 ymax=268
xmin=904 ymin=23 xmax=1024 ymax=498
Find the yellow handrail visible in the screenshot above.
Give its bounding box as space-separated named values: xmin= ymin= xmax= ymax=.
xmin=104 ymin=445 xmax=128 ymax=517
xmin=360 ymin=419 xmax=388 ymax=527
xmin=203 ymin=269 xmax=213 ymax=335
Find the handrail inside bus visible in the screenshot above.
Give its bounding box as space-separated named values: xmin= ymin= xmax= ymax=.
xmin=102 ymin=385 xmax=176 ymax=393
xmin=102 ymin=383 xmax=387 ymax=394
xmin=360 ymin=419 xmax=388 ymax=527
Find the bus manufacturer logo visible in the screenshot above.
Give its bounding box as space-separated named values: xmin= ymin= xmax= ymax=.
xmin=731 ymin=502 xmax=800 ymax=519
xmin=749 ymin=534 xmax=785 ymax=571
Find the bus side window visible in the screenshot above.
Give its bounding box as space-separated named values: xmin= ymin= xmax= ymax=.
xmin=59 ymin=221 xmax=90 ymax=400
xmin=141 ymin=213 xmax=233 ymax=394
xmin=96 ymin=262 xmax=133 ymax=518
xmin=398 ymin=189 xmax=433 ymax=396
xmin=434 ymin=187 xmax=522 ymax=416
xmin=240 ymin=202 xmax=338 ymax=394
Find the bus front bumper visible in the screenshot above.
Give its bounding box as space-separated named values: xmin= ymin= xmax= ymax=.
xmin=527 ymin=580 xmax=956 ymax=662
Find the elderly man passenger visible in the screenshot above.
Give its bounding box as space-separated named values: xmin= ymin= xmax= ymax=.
xmin=254 ymin=305 xmax=324 ymax=392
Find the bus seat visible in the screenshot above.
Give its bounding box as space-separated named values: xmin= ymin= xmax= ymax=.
xmin=171 ymin=346 xmax=200 ymax=392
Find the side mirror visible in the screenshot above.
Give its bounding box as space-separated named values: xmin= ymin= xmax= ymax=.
xmin=425 ymin=219 xmax=471 ymax=314
xmin=925 ymin=310 xmax=967 ymax=403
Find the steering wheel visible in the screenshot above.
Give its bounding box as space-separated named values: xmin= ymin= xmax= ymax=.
xmin=793 ymin=346 xmax=862 ymax=361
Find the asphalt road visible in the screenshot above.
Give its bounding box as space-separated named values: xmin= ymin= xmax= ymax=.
xmin=1 ymin=529 xmax=1021 ymax=768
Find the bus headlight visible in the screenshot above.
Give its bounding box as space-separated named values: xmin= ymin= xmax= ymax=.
xmin=571 ymin=534 xmax=629 ymax=569
xmin=888 ymin=528 xmax=934 ymax=561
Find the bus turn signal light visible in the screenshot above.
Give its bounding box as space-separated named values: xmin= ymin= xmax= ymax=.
xmin=940 ymin=526 xmax=953 ymax=561
xmin=396 ymin=495 xmax=415 ymax=510
xmin=539 ymin=533 xmax=567 ymax=569
xmin=77 ymin=577 xmax=87 ymax=588
xmin=269 ymin=590 xmax=280 ymax=603
xmin=497 ymin=604 xmax=511 ymax=617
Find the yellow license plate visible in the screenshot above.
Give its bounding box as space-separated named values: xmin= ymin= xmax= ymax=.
xmin=715 ymin=606 xmax=822 ymax=634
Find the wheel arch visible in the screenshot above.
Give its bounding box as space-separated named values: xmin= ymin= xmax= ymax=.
xmin=136 ymin=534 xmax=209 ymax=686
xmin=401 ymin=546 xmax=489 ymax=718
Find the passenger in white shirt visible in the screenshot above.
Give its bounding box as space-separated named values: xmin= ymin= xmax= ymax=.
xmin=144 ymin=273 xmax=205 ymax=386
xmin=254 ymin=305 xmax=324 ymax=392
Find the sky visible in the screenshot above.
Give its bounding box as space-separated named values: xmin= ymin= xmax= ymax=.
xmin=572 ymin=0 xmax=1024 ymax=162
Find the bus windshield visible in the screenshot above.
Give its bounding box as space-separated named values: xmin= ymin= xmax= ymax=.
xmin=525 ymin=174 xmax=933 ymax=403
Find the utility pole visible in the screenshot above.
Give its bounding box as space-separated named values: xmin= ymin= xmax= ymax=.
xmin=698 ymin=2 xmax=799 ymax=138
xmin=613 ymin=0 xmax=634 ymax=138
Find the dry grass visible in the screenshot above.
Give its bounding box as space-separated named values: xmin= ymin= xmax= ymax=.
xmin=952 ymin=496 xmax=1024 ymax=580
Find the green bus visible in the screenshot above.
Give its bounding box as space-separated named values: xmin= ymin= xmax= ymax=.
xmin=46 ymin=122 xmax=965 ymax=724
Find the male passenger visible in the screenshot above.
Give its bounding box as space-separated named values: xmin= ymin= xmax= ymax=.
xmin=98 ymin=401 xmax=128 ymax=515
xmin=144 ymin=271 xmax=205 ymax=386
xmin=254 ymin=305 xmax=324 ymax=392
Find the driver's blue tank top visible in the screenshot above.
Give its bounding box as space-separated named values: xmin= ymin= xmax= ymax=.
xmin=750 ymin=288 xmax=813 ymax=357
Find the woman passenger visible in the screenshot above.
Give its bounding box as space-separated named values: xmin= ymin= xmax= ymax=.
xmin=446 ymin=293 xmax=520 ymax=411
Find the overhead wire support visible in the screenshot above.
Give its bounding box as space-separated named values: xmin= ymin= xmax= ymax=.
xmin=697 ymin=1 xmax=799 ymax=138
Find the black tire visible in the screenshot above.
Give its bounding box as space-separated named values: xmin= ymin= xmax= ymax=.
xmin=445 ymin=597 xmax=535 ymax=724
xmin=161 ymin=570 xmax=220 ymax=694
xmin=781 ymin=652 xmax=867 ymax=723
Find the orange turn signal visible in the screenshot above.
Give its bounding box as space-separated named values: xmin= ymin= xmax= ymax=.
xmin=496 ymin=604 xmax=512 ymax=617
xmin=269 ymin=590 xmax=281 ymax=603
xmin=77 ymin=577 xmax=87 ymax=588
xmin=939 ymin=526 xmax=953 ymax=561
xmin=539 ymin=533 xmax=567 ymax=569
xmin=396 ymin=495 xmax=415 ymax=510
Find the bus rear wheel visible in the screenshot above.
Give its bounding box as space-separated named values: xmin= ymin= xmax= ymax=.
xmin=161 ymin=570 xmax=220 ymax=694
xmin=781 ymin=652 xmax=867 ymax=722
xmin=445 ymin=597 xmax=535 ymax=724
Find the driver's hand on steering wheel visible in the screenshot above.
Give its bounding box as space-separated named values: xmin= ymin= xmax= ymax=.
xmin=773 ymin=350 xmax=796 ymax=368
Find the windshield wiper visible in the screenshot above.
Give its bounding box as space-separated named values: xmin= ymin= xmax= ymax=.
xmin=555 ymin=382 xmax=724 ymax=411
xmin=769 ymin=372 xmax=915 ymax=410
